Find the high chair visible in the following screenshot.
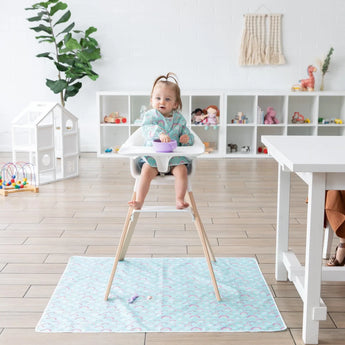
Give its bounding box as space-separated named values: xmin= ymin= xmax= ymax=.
xmin=104 ymin=128 xmax=221 ymax=301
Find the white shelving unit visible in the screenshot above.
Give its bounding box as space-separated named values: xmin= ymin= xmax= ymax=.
xmin=97 ymin=91 xmax=224 ymax=157
xmin=97 ymin=91 xmax=345 ymax=158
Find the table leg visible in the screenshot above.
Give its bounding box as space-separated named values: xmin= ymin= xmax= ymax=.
xmin=275 ymin=164 xmax=290 ymax=281
xmin=303 ymin=173 xmax=325 ymax=344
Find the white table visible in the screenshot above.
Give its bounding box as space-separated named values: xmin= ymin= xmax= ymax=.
xmin=261 ymin=135 xmax=345 ymax=344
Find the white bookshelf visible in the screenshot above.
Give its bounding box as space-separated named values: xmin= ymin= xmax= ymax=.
xmin=97 ymin=91 xmax=345 ymax=158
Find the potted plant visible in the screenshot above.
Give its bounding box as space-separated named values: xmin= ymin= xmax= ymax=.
xmin=318 ymin=47 xmax=334 ymax=91
xmin=25 ymin=0 xmax=101 ymax=106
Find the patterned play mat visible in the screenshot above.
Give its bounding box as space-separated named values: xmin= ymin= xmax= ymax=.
xmin=36 ymin=256 xmax=286 ymax=332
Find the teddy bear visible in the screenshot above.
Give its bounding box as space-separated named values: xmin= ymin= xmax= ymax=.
xmin=202 ymin=105 xmax=220 ymax=126
xmin=264 ymin=107 xmax=279 ymax=124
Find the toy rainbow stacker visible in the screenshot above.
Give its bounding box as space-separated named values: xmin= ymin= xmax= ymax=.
xmin=0 ymin=162 xmax=39 ymax=196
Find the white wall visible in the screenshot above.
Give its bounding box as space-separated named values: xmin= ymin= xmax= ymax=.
xmin=1 ymin=0 xmax=345 ymax=151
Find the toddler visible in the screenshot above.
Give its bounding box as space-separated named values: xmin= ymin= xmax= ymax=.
xmin=128 ymin=72 xmax=194 ymax=210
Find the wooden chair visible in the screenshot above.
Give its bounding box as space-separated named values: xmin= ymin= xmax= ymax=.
xmin=104 ymin=128 xmax=221 ymax=301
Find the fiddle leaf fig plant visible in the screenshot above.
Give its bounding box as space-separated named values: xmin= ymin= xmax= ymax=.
xmin=25 ymin=0 xmax=101 ymax=106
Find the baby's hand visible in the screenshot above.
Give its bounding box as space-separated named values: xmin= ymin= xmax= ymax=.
xmin=159 ymin=133 xmax=171 ymax=142
xmin=179 ymin=134 xmax=189 ymax=144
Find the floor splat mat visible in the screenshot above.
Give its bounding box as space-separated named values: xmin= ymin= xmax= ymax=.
xmin=36 ymin=257 xmax=286 ymax=332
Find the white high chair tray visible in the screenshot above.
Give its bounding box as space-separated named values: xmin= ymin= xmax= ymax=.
xmin=119 ymin=145 xmax=204 ymax=173
xmin=118 ymin=145 xmax=204 ymax=157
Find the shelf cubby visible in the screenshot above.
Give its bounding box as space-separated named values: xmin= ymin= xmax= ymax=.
xmin=226 ymin=95 xmax=256 ymax=124
xmin=226 ymin=125 xmax=255 ymax=155
xmin=287 ymin=125 xmax=316 ymax=136
xmin=257 ymin=95 xmax=287 ymax=124
xmin=288 ymin=95 xmax=317 ymax=124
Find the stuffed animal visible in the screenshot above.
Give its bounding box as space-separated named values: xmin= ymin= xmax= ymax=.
xmin=202 ymin=105 xmax=220 ymax=126
xmin=191 ymin=108 xmax=204 ymax=125
xmin=264 ymin=107 xmax=279 ymax=124
xmin=299 ymin=65 xmax=317 ymax=91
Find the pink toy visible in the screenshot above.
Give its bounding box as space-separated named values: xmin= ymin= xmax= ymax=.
xmin=202 ymin=105 xmax=219 ymax=126
xmin=264 ymin=107 xmax=279 ymax=124
xmin=300 ymin=65 xmax=317 ymax=91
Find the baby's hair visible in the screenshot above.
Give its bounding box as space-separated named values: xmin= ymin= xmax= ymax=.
xmin=151 ymin=72 xmax=182 ymax=110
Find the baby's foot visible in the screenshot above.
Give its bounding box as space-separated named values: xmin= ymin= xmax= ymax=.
xmin=128 ymin=200 xmax=143 ymax=210
xmin=176 ymin=200 xmax=189 ymax=209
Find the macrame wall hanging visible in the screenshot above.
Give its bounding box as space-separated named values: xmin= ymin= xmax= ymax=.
xmin=239 ymin=13 xmax=285 ymax=66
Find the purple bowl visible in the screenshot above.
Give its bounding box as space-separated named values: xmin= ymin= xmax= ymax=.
xmin=153 ymin=139 xmax=177 ymax=152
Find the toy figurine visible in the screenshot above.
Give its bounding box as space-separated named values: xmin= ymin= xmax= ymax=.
xmin=232 ymin=112 xmax=248 ymax=124
xmin=258 ymin=146 xmax=268 ymax=154
xmin=292 ymin=112 xmax=304 ymax=123
xmin=191 ymin=108 xmax=204 ymax=125
xmin=264 ymin=107 xmax=279 ymax=124
xmin=202 ymin=105 xmax=220 ymax=126
xmin=228 ymin=143 xmax=237 ymax=153
xmin=104 ymin=112 xmax=127 ymax=124
xmin=299 ymin=65 xmax=317 ymax=91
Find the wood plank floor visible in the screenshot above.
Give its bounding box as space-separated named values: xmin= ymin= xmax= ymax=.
xmin=0 ymin=153 xmax=345 ymax=345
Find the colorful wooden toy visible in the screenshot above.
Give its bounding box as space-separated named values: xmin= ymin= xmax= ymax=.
xmin=0 ymin=162 xmax=39 ymax=196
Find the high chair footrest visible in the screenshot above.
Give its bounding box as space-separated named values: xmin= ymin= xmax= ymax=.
xmin=133 ymin=206 xmax=192 ymax=213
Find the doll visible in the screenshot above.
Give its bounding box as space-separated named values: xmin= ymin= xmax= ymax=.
xmin=202 ymin=105 xmax=220 ymax=126
xmin=191 ymin=108 xmax=204 ymax=125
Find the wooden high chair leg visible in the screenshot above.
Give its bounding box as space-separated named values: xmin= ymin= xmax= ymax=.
xmin=187 ymin=191 xmax=221 ymax=301
xmin=119 ymin=212 xmax=140 ymax=260
xmin=187 ymin=191 xmax=215 ymax=261
xmin=104 ymin=193 xmax=137 ymax=301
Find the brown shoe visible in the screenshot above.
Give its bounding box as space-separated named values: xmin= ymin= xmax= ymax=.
xmin=327 ymin=243 xmax=345 ymax=266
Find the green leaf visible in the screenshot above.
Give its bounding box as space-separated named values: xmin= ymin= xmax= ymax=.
xmin=38 ymin=38 xmax=55 ymax=43
xmin=54 ymin=62 xmax=69 ymax=71
xmin=57 ymin=22 xmax=75 ymax=36
xmin=83 ymin=47 xmax=101 ymax=61
xmin=36 ymin=52 xmax=54 ymax=60
xmin=64 ymin=82 xmax=82 ymax=100
xmin=30 ymin=24 xmax=52 ymax=34
xmin=87 ymin=70 xmax=99 ymax=81
xmin=58 ymin=53 xmax=75 ymax=64
xmin=65 ymin=37 xmax=82 ymax=50
xmin=76 ymin=51 xmax=88 ymax=63
xmin=54 ymin=10 xmax=71 ymax=26
xmin=35 ymin=35 xmax=54 ymax=40
xmin=50 ymin=2 xmax=67 ymax=16
xmin=56 ymin=40 xmax=64 ymax=49
xmin=85 ymin=26 xmax=97 ymax=37
xmin=87 ymin=37 xmax=99 ymax=48
xmin=46 ymin=79 xmax=68 ymax=93
xmin=27 ymin=12 xmax=44 ymax=22
xmin=33 ymin=2 xmax=49 ymax=9
xmin=63 ymin=32 xmax=71 ymax=42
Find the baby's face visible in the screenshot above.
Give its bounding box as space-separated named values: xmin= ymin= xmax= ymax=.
xmin=151 ymin=84 xmax=177 ymax=116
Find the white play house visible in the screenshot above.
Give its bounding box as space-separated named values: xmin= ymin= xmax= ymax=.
xmin=12 ymin=102 xmax=79 ymax=185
